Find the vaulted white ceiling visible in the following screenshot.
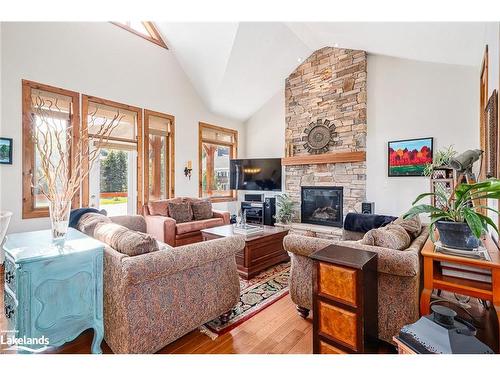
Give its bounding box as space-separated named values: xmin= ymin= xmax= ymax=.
xmin=156 ymin=22 xmax=489 ymax=121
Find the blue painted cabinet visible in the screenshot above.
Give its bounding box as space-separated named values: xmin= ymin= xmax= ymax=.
xmin=3 ymin=228 xmax=104 ymax=354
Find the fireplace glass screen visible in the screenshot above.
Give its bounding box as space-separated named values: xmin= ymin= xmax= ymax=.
xmin=301 ymin=186 xmax=343 ymax=227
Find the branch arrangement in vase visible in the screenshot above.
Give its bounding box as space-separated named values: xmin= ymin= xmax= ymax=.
xmin=404 ymin=179 xmax=500 ymax=250
xmin=31 ymin=95 xmax=121 ymax=242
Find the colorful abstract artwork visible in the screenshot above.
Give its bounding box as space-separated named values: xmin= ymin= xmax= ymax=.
xmin=388 ymin=137 xmax=433 ymax=177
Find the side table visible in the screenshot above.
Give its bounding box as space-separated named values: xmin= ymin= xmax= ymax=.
xmin=311 ymin=244 xmax=378 ymax=353
xmin=420 ymin=235 xmax=500 ymax=351
xmin=3 ymin=228 xmax=104 ymax=353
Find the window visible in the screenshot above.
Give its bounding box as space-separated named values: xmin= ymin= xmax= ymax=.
xmin=112 ymin=22 xmax=167 ymax=49
xmin=144 ymin=110 xmax=175 ymax=202
xmin=199 ymin=122 xmax=238 ymax=201
xmin=22 ymin=80 xmax=80 ymax=219
xmin=82 ymin=95 xmax=143 ymax=216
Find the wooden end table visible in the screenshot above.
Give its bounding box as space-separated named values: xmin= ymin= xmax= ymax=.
xmin=200 ymin=224 xmax=289 ymax=279
xmin=420 ymin=235 xmax=500 ymax=350
xmin=310 ymin=244 xmax=378 ymax=354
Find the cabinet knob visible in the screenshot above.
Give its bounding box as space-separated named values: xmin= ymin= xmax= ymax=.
xmin=5 ymin=304 xmax=14 ymax=319
xmin=5 ymin=271 xmax=14 ymax=284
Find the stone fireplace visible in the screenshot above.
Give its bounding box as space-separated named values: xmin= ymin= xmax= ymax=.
xmin=283 ymin=46 xmax=367 ymax=237
xmin=301 ymin=186 xmax=343 ymax=227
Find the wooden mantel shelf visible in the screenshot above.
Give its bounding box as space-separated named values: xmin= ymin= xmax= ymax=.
xmin=281 ymin=151 xmax=366 ymax=166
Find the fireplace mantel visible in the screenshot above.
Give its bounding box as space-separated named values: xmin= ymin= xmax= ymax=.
xmin=281 ymin=151 xmax=366 ymax=166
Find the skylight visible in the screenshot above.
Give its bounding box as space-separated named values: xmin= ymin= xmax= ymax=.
xmin=112 ymin=22 xmax=168 ymax=49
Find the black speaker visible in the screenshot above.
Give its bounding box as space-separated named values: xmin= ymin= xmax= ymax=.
xmin=361 ymin=202 xmax=375 ymax=214
xmin=263 ymin=197 xmax=276 ymax=226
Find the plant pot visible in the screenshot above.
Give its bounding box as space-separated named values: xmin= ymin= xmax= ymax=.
xmin=435 ymin=220 xmax=481 ymax=250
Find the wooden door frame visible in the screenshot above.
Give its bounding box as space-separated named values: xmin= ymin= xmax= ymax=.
xmin=81 ymin=95 xmax=143 ymax=214
xmin=480 ymin=46 xmax=489 ymax=181
xmin=479 ymin=46 xmax=489 ymax=218
xmin=143 ymin=109 xmax=175 ymax=203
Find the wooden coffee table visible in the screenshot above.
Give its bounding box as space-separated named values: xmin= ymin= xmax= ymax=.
xmin=201 ymin=224 xmax=289 ymax=279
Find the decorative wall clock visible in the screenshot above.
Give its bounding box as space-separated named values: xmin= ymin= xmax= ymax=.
xmin=303 ymin=119 xmax=336 ymax=154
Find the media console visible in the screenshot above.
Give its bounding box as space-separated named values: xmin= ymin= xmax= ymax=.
xmin=240 ymin=194 xmax=276 ymax=226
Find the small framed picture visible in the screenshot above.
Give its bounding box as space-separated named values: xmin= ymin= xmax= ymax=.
xmin=388 ymin=137 xmax=433 ymax=177
xmin=0 ymin=137 xmax=13 ymax=165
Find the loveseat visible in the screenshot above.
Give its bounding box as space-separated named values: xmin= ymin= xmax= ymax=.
xmin=143 ymin=197 xmax=230 ymax=246
xmin=283 ymin=218 xmax=429 ymax=345
xmin=77 ymin=214 xmax=243 ymax=354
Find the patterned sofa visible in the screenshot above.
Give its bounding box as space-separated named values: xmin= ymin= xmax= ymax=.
xmin=283 ymin=224 xmax=429 ymax=345
xmin=77 ymin=214 xmax=243 ymax=354
xmin=143 ymin=197 xmax=230 ymax=246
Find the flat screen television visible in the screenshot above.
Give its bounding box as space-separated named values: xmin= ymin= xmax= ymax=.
xmin=230 ymin=158 xmax=282 ymax=191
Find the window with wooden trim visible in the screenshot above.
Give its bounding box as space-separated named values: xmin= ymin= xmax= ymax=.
xmin=112 ymin=22 xmax=168 ymax=49
xmin=144 ymin=110 xmax=175 ymax=202
xmin=82 ymin=95 xmax=143 ymax=215
xmin=22 ymin=80 xmax=80 ymax=219
xmin=199 ymin=122 xmax=237 ymax=201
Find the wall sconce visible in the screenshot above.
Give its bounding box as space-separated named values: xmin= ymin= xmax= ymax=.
xmin=184 ymin=160 xmax=192 ymax=180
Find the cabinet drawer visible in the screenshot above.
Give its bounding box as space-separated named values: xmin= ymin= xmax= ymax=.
xmin=318 ymin=262 xmax=357 ymax=306
xmin=4 ymin=288 xmax=17 ymax=331
xmin=4 ymin=258 xmax=16 ymax=293
xmin=318 ymin=301 xmax=357 ymax=349
xmin=319 ymin=340 xmax=347 ymax=354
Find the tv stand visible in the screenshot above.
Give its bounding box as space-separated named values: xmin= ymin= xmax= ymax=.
xmin=241 ymin=196 xmax=276 ymax=226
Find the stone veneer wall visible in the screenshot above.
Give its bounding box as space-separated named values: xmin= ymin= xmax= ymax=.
xmin=285 ymin=47 xmax=367 ymax=222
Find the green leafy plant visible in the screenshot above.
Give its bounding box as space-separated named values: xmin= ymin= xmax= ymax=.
xmin=404 ymin=179 xmax=500 ymax=241
xmin=274 ymin=193 xmax=294 ymax=224
xmin=423 ymin=145 xmax=457 ymax=176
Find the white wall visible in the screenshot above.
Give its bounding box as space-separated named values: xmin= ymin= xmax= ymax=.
xmin=0 ymin=22 xmax=245 ymax=233
xmin=366 ymin=55 xmax=479 ymax=216
xmin=245 ymin=54 xmax=480 ymax=217
xmin=245 ymin=89 xmax=285 ymax=158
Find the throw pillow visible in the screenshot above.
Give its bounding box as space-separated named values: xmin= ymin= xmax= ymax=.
xmin=148 ymin=197 xmax=182 ymax=216
xmin=167 ymin=201 xmax=193 ymax=223
xmin=360 ymin=224 xmax=411 ymax=250
xmin=77 ymin=213 xmax=112 ymax=237
xmin=393 ymin=215 xmax=422 ymax=239
xmin=94 ymin=222 xmax=159 ymax=256
xmin=191 ymin=200 xmax=213 ymax=220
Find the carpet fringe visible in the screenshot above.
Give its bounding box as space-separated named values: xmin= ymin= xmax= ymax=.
xmin=199 ymin=325 xmax=219 ymax=340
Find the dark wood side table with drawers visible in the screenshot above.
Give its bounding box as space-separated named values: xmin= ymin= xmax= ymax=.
xmin=311 ymin=244 xmax=378 ymax=354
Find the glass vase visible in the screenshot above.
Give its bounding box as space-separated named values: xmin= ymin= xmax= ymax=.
xmin=49 ymin=199 xmax=71 ymax=245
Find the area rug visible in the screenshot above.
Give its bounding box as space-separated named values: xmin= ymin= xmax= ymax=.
xmin=203 ymin=262 xmax=290 ymax=336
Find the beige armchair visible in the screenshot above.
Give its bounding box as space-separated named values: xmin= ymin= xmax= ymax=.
xmin=283 ymin=227 xmax=429 ymax=344
xmin=81 ymin=214 xmax=243 ymax=354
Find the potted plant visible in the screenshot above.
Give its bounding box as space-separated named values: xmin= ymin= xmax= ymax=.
xmin=274 ymin=193 xmax=294 ymax=224
xmin=404 ymin=179 xmax=500 ymax=250
xmin=423 ymin=145 xmax=457 ymax=177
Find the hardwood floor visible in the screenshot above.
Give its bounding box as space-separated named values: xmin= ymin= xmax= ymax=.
xmin=51 ymin=295 xmax=313 ymax=354
xmin=0 ymin=266 xmax=314 ymax=354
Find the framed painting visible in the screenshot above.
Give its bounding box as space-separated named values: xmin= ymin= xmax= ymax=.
xmin=0 ymin=137 xmax=13 ymax=165
xmin=388 ymin=137 xmax=433 ymax=177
